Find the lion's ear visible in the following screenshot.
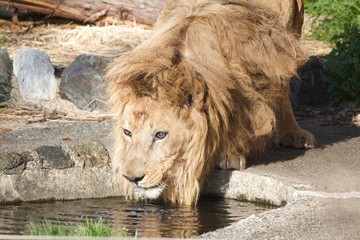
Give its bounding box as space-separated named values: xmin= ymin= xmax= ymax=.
xmin=186 ymin=91 xmax=205 ymax=110
xmin=186 ymin=74 xmax=206 ymax=111
xmin=187 ymin=94 xmax=194 ymax=107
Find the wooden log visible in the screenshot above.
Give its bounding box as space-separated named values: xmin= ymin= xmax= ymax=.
xmin=0 ymin=0 xmax=167 ymax=26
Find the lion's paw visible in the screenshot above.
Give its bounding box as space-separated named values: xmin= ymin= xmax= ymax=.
xmin=217 ymin=153 xmax=246 ymax=170
xmin=279 ymin=128 xmax=316 ymax=149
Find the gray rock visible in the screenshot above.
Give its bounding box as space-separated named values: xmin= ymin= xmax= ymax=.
xmin=290 ymin=76 xmax=301 ymax=109
xmin=0 ymin=49 xmax=13 ymax=102
xmin=60 ymin=54 xmax=109 ymax=112
xmin=0 ymin=152 xmax=33 ymax=174
xmin=13 ymin=165 xmax=121 ymax=202
xmin=73 ymin=140 xmax=111 ymax=167
xmin=291 ymin=56 xmax=330 ymax=108
xmin=36 ymin=146 xmax=74 ymax=169
xmin=13 ymin=47 xmax=57 ymax=101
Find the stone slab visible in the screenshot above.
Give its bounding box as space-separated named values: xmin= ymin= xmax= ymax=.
xmin=247 ymin=124 xmax=360 ymax=193
xmin=199 ymin=197 xmax=360 ymax=239
xmin=0 ymin=121 xmax=112 ymax=153
xmin=0 ymin=121 xmax=118 ymax=203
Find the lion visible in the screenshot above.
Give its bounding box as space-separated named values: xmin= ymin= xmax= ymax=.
xmin=105 ymin=0 xmax=316 ymax=205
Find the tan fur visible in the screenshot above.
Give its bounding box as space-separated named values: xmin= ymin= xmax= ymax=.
xmin=251 ymin=0 xmax=304 ymax=37
xmin=106 ymin=0 xmax=315 ymax=205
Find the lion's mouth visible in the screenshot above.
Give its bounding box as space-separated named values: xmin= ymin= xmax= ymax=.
xmin=134 ymin=185 xmax=165 ymax=200
xmin=122 ymin=168 xmax=166 ymax=200
xmin=131 ymin=169 xmax=166 ymax=200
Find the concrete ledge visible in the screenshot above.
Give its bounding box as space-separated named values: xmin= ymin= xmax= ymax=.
xmin=204 ymin=170 xmax=295 ymax=206
xmin=0 ymin=140 xmax=122 ymax=203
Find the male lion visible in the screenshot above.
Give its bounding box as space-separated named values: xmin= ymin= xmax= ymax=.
xmin=106 ymin=0 xmax=316 ymax=205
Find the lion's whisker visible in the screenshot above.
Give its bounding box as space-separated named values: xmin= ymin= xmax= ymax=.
xmin=159 ymin=181 xmax=169 ymax=189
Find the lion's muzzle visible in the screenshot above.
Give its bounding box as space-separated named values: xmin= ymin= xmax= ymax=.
xmin=123 ymin=172 xmax=166 ymax=200
xmin=123 ymin=168 xmax=165 ymax=200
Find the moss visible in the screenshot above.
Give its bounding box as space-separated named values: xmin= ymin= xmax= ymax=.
xmin=236 ymin=194 xmax=248 ymax=202
xmin=236 ymin=194 xmax=286 ymax=207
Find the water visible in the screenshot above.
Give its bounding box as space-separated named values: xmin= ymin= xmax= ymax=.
xmin=0 ymin=197 xmax=272 ymax=238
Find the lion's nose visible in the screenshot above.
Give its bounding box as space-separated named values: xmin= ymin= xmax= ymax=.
xmin=123 ymin=174 xmax=145 ymax=184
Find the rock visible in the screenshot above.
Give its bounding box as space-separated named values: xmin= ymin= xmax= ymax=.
xmin=73 ymin=140 xmax=110 ymax=167
xmin=13 ymin=47 xmax=57 ymax=101
xmin=60 ymin=54 xmax=109 ymax=112
xmin=290 ymin=76 xmax=301 ymax=109
xmin=0 ymin=174 xmax=21 ymax=203
xmin=36 ymin=146 xmax=74 ymax=169
xmin=0 ymin=152 xmax=33 ymax=174
xmin=297 ymin=56 xmax=330 ymax=107
xmin=0 ymin=49 xmax=13 ymax=102
xmin=14 ymin=165 xmax=121 ymax=202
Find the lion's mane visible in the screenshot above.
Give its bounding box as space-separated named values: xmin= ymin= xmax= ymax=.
xmin=106 ymin=0 xmax=305 ymax=205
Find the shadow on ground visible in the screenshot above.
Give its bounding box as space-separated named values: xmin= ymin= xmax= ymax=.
xmin=249 ymin=123 xmax=360 ymax=167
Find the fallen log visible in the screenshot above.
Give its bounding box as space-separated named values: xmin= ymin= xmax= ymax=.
xmin=0 ymin=0 xmax=167 ymax=26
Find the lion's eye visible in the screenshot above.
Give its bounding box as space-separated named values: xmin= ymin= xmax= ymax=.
xmin=154 ymin=131 xmax=168 ymax=140
xmin=123 ymin=129 xmax=132 ymax=137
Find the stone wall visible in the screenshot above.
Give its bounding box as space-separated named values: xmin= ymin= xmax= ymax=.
xmin=0 ymin=140 xmax=123 ymax=203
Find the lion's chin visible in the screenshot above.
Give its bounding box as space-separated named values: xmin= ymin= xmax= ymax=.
xmin=134 ymin=185 xmax=165 ymax=200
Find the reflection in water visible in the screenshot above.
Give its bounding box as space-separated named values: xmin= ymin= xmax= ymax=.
xmin=0 ymin=197 xmax=272 ymax=238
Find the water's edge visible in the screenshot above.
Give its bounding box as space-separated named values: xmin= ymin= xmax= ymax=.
xmin=0 ymin=197 xmax=274 ymax=238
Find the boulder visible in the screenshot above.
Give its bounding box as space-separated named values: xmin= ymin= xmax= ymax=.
xmin=0 ymin=49 xmax=13 ymax=102
xmin=13 ymin=47 xmax=57 ymax=101
xmin=73 ymin=140 xmax=111 ymax=168
xmin=297 ymin=56 xmax=330 ymax=107
xmin=60 ymin=54 xmax=108 ymax=112
xmin=0 ymin=152 xmax=33 ymax=174
xmin=36 ymin=146 xmax=74 ymax=169
xmin=290 ymin=76 xmax=301 ymax=110
xmin=291 ymin=56 xmax=330 ymax=109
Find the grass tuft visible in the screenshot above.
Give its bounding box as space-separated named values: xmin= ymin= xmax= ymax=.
xmin=28 ymin=218 xmax=129 ymax=237
xmin=28 ymin=219 xmax=71 ymax=236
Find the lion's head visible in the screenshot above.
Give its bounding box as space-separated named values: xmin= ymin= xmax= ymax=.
xmin=111 ymin=97 xmax=208 ymax=204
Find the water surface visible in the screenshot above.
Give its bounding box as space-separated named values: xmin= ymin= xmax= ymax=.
xmin=0 ymin=197 xmax=272 ymax=238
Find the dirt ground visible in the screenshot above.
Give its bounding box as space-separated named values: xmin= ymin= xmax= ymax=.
xmin=0 ymin=19 xmax=151 ymax=68
xmin=0 ymin=18 xmax=151 ymax=125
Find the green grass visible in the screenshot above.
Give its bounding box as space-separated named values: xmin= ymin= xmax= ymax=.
xmin=305 ymin=0 xmax=360 ymax=43
xmin=304 ymin=0 xmax=360 ymax=106
xmin=28 ymin=218 xmax=129 ymax=237
xmin=323 ymin=25 xmax=360 ymax=105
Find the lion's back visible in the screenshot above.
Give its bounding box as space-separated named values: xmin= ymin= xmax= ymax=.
xmin=158 ymin=0 xmax=303 ymax=34
xmin=152 ymin=0 xmax=305 ymax=154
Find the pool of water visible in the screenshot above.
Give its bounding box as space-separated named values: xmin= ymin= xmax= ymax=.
xmin=0 ymin=197 xmax=273 ymax=238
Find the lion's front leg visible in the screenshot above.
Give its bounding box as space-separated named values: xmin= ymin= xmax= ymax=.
xmin=277 ymin=90 xmax=316 ymax=149
xmin=217 ymin=153 xmax=247 ymax=170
